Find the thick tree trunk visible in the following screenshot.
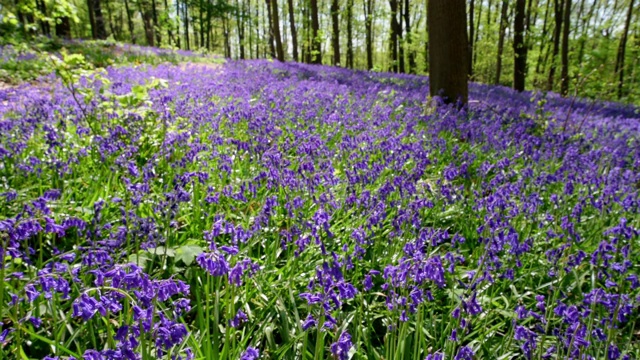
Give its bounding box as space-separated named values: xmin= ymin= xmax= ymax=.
xmin=310 ymin=0 xmax=321 ymax=63
xmin=364 ymin=0 xmax=374 ymax=70
xmin=404 ymin=0 xmax=415 ymax=73
xmin=547 ymin=0 xmax=563 ymax=91
xmin=428 ymin=0 xmax=468 ymax=104
xmin=468 ymin=0 xmax=474 ymax=78
xmin=346 ymin=0 xmax=354 ymax=68
xmin=271 ymin=0 xmax=285 ymax=61
xmin=331 ymin=0 xmax=340 ymax=66
xmin=559 ymin=0 xmax=571 ymax=96
xmin=287 ymin=0 xmax=299 ymax=61
xmin=513 ymin=0 xmax=527 ymax=91
xmin=614 ymin=0 xmax=635 ymax=99
xmin=495 ymin=0 xmax=508 ymax=84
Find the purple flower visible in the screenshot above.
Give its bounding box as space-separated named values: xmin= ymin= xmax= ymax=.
xmin=330 ymin=331 xmax=353 ymax=360
xmin=240 ymin=346 xmax=260 ymax=360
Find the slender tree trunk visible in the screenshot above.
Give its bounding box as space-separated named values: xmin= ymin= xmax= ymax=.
xmin=151 ymin=0 xmax=161 ymax=45
xmin=55 ymin=17 xmax=72 ymax=38
xmin=287 ymin=0 xmax=299 ymax=61
xmin=365 ymin=0 xmax=374 ymax=69
xmin=346 ymin=0 xmax=354 ymax=68
xmin=331 ymin=0 xmax=340 ymax=65
xmin=468 ymin=0 xmax=474 ymax=78
xmin=404 ymin=0 xmax=415 ymax=73
xmin=424 ymin=0 xmax=428 ymax=73
xmin=547 ymin=0 xmax=563 ymax=91
xmin=577 ymin=0 xmax=597 ymax=65
xmin=559 ymin=0 xmax=571 ymax=96
xmin=270 ymin=0 xmax=285 ymax=60
xmin=428 ymin=0 xmax=469 ymax=104
xmin=472 ymin=0 xmax=482 ymax=70
xmin=237 ymin=0 xmax=246 ymax=59
xmin=124 ymin=0 xmax=136 ymax=43
xmin=513 ymin=0 xmax=526 ymax=91
xmin=495 ymin=0 xmax=508 ymax=84
xmin=184 ymin=1 xmax=190 ymax=50
xmin=535 ymin=0 xmax=551 ymax=76
xmin=614 ymin=0 xmax=635 ymax=99
xmin=310 ymin=0 xmax=321 ymax=63
xmin=105 ymin=0 xmax=116 ymax=38
xmin=398 ymin=0 xmax=405 ymax=73
xmin=265 ymin=0 xmax=276 ymax=58
xmin=138 ymin=0 xmax=155 ymax=45
xmin=389 ymin=0 xmax=399 ymax=72
xmin=175 ymin=0 xmax=181 ymax=48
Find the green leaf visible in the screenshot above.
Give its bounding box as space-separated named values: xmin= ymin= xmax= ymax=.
xmin=175 ymin=244 xmax=204 ymax=266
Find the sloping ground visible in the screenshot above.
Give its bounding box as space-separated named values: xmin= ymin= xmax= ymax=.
xmin=0 ymin=60 xmax=639 ymax=359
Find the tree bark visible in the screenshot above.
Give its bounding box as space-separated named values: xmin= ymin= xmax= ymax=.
xmin=151 ymin=0 xmax=161 ymax=45
xmin=495 ymin=0 xmax=508 ymax=84
xmin=428 ymin=0 xmax=469 ymax=104
xmin=404 ymin=0 xmax=415 ymax=73
xmin=124 ymin=0 xmax=136 ymax=43
xmin=614 ymin=0 xmax=635 ymax=99
xmin=559 ymin=0 xmax=571 ymax=96
xmin=468 ymin=0 xmax=474 ymax=78
xmin=346 ymin=0 xmax=354 ymax=68
xmin=547 ymin=0 xmax=563 ymax=91
xmin=389 ymin=0 xmax=399 ymax=72
xmin=310 ymin=0 xmax=321 ymax=63
xmin=331 ymin=0 xmax=340 ymax=65
xmin=364 ymin=0 xmax=374 ymax=70
xmin=271 ymin=0 xmax=285 ymax=61
xmin=287 ymin=0 xmax=299 ymax=61
xmin=265 ymin=0 xmax=276 ymax=58
xmin=513 ymin=0 xmax=527 ymax=91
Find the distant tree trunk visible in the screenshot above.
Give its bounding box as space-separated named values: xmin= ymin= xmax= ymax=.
xmin=468 ymin=0 xmax=474 ymax=78
xmin=237 ymin=0 xmax=246 ymax=59
xmin=124 ymin=0 xmax=136 ymax=43
xmin=397 ymin=0 xmax=405 ymax=73
xmin=535 ymin=0 xmax=551 ymax=76
xmin=184 ymin=2 xmax=190 ymax=50
xmin=389 ymin=0 xmax=399 ymax=72
xmin=302 ymin=2 xmax=309 ymax=62
xmin=513 ymin=0 xmax=526 ymax=91
xmin=404 ymin=0 xmax=415 ymax=73
xmin=310 ymin=0 xmax=321 ymax=63
xmin=424 ymin=0 xmax=428 ymax=73
xmin=547 ymin=0 xmax=563 ymax=91
xmin=287 ymin=0 xmax=299 ymax=61
xmin=346 ymin=0 xmax=354 ymax=68
xmin=36 ymin=0 xmax=51 ymax=36
xmin=175 ymin=0 xmax=181 ymax=48
xmin=55 ymin=17 xmax=72 ymax=38
xmin=265 ymin=0 xmax=276 ymax=58
xmin=151 ymin=0 xmax=161 ymax=45
xmin=428 ymin=0 xmax=469 ymax=104
xmin=495 ymin=0 xmax=508 ymax=84
xmin=105 ymin=0 xmax=116 ymax=38
xmin=199 ymin=0 xmax=204 ymax=48
xmin=614 ymin=0 xmax=635 ymax=99
xmin=88 ymin=0 xmax=108 ymax=39
xmin=331 ymin=0 xmax=340 ymax=65
xmin=577 ymin=0 xmax=597 ymax=65
xmin=271 ymin=0 xmax=285 ymax=61
xmin=364 ymin=0 xmax=374 ymax=69
xmin=559 ymin=0 xmax=571 ymax=96
xmin=139 ymin=0 xmax=155 ymax=45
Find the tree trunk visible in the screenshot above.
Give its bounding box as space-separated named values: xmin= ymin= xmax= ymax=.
xmin=138 ymin=0 xmax=155 ymax=45
xmin=535 ymin=0 xmax=551 ymax=76
xmin=513 ymin=0 xmax=526 ymax=91
xmin=184 ymin=2 xmax=190 ymax=50
xmin=237 ymin=0 xmax=246 ymax=59
xmin=398 ymin=0 xmax=405 ymax=73
xmin=287 ymin=0 xmax=299 ymax=61
xmin=614 ymin=0 xmax=635 ymax=99
xmin=364 ymin=0 xmax=374 ymax=70
xmin=472 ymin=0 xmax=482 ymax=70
xmin=547 ymin=0 xmax=563 ymax=91
xmin=124 ymin=0 xmax=136 ymax=43
xmin=55 ymin=17 xmax=72 ymax=38
xmin=151 ymin=0 xmax=161 ymax=45
xmin=468 ymin=0 xmax=474 ymax=78
xmin=389 ymin=0 xmax=399 ymax=72
xmin=310 ymin=0 xmax=321 ymax=63
xmin=495 ymin=0 xmax=508 ymax=84
xmin=404 ymin=0 xmax=415 ymax=73
xmin=428 ymin=0 xmax=469 ymax=104
xmin=346 ymin=0 xmax=354 ymax=68
xmin=271 ymin=0 xmax=285 ymax=61
xmin=265 ymin=0 xmax=276 ymax=58
xmin=559 ymin=0 xmax=570 ymax=96
xmin=331 ymin=0 xmax=340 ymax=66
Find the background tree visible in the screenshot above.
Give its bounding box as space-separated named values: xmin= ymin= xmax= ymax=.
xmin=428 ymin=0 xmax=468 ymax=104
